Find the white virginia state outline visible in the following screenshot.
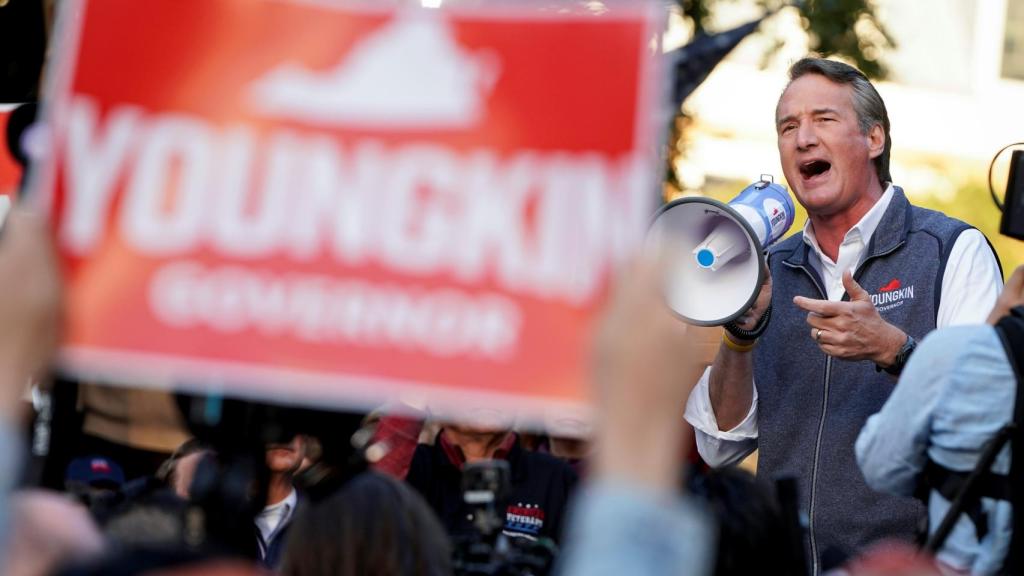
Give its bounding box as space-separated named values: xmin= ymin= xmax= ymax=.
xmin=248 ymin=12 xmax=500 ymax=129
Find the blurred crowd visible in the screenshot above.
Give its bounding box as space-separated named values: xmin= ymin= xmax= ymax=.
xmin=0 ymin=200 xmax=1018 ymax=576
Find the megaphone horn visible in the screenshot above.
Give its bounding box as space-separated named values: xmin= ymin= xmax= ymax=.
xmin=648 ymin=175 xmax=795 ymax=326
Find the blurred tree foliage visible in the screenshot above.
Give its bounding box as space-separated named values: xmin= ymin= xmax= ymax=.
xmin=922 ymin=181 xmax=1023 ymax=280
xmin=677 ymin=0 xmax=895 ymax=78
xmin=666 ymin=0 xmax=895 ymax=197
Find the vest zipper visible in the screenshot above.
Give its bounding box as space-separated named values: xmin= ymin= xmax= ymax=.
xmin=808 ymin=355 xmax=831 ymax=575
xmin=783 ymin=238 xmax=906 ymax=574
xmin=810 ymin=241 xmax=906 ymax=574
xmin=782 ymin=259 xmax=829 ymax=575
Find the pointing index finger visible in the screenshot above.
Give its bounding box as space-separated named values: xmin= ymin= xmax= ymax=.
xmin=793 ymin=295 xmax=843 ymax=317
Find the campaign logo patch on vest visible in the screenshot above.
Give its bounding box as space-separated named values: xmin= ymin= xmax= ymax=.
xmin=504 ymin=502 xmax=545 ymax=537
xmin=870 ymin=278 xmax=915 ymax=312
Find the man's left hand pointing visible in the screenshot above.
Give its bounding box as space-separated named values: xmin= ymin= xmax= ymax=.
xmin=793 ymin=270 xmax=907 ymax=366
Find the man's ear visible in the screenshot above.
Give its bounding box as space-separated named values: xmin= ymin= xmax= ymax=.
xmin=867 ymin=123 xmax=885 ymax=160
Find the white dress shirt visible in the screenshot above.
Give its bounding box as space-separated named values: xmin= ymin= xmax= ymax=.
xmin=255 ymin=487 xmax=297 ymax=556
xmin=684 ymin=184 xmax=1004 ymax=467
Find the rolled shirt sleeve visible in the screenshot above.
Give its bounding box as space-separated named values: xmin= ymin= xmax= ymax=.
xmin=684 ymin=366 xmax=758 ymax=468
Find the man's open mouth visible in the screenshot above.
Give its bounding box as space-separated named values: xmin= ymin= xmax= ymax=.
xmin=799 ymin=160 xmax=831 ymax=180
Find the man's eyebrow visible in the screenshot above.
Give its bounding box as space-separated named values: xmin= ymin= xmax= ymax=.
xmin=776 ymin=108 xmax=842 ymax=129
xmin=776 ymin=114 xmax=796 ymax=128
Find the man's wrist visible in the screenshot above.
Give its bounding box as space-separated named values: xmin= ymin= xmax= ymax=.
xmin=724 ymin=304 xmax=772 ymax=342
xmin=722 ymin=331 xmax=756 ymax=353
xmin=874 ymin=329 xmax=915 ymax=375
xmin=871 ymin=326 xmax=903 ymax=366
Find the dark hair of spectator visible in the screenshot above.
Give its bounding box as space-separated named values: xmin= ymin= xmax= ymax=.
xmin=688 ymin=467 xmax=805 ymax=576
xmin=155 ymin=438 xmax=210 ymax=486
xmin=281 ymin=472 xmax=452 ymax=576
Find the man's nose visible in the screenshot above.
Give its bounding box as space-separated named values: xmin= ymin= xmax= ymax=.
xmin=796 ymin=122 xmax=819 ymax=149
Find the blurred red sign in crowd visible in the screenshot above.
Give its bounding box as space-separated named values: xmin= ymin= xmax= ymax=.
xmin=33 ymin=0 xmax=662 ymax=421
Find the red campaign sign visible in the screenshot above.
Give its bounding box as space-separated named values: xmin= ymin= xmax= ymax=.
xmin=34 ymin=0 xmax=662 ymax=420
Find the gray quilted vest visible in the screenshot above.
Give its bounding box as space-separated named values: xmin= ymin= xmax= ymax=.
xmin=754 ymin=187 xmax=982 ymax=573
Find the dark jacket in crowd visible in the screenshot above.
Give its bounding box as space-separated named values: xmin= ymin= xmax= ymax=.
xmin=406 ymin=432 xmax=578 ymax=543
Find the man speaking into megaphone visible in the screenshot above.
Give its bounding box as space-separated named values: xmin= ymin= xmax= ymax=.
xmin=678 ymin=57 xmax=1003 ymax=572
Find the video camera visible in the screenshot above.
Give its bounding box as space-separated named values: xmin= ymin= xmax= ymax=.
xmin=996 ymin=145 xmax=1024 ymax=240
xmin=451 ymin=460 xmax=558 ymax=576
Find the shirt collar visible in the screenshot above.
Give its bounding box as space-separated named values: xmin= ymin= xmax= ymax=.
xmin=261 ymin=487 xmax=298 ymax=516
xmin=801 ymin=183 xmax=894 ymax=260
xmin=257 ymin=487 xmax=298 ymax=546
xmin=283 ymin=488 xmax=298 ymax=511
xmin=439 ymin=430 xmax=517 ymax=471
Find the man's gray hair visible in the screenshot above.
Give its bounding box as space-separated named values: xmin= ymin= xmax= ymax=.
xmin=784 ymin=57 xmax=892 ymax=185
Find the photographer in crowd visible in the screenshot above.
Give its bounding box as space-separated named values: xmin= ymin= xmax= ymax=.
xmin=404 ymin=417 xmax=578 ymax=545
xmin=857 ymin=267 xmax=1024 ymax=574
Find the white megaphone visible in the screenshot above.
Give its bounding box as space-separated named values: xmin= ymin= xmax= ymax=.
xmin=648 ymin=176 xmax=795 ymax=326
